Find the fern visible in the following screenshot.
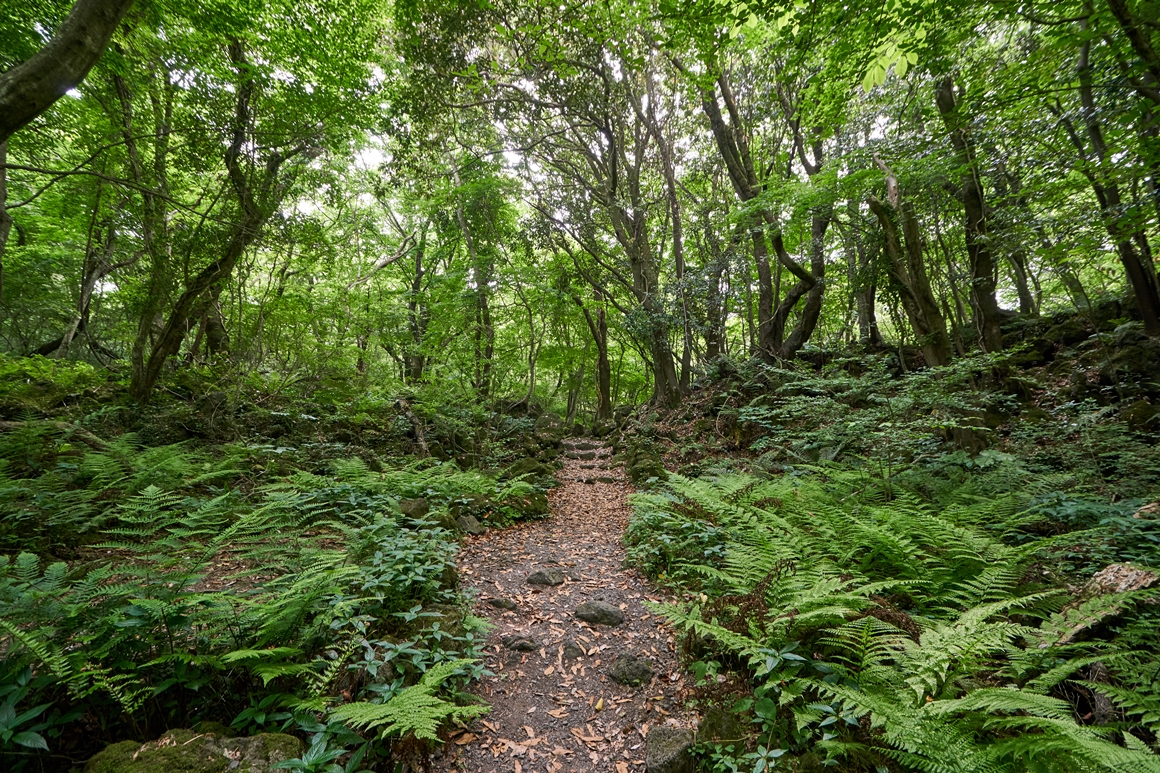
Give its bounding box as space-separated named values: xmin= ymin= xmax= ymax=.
xmin=631 ymin=470 xmax=1160 ymax=773
xmin=330 ymin=659 xmax=488 ymax=742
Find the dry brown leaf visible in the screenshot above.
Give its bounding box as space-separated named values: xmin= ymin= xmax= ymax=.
xmin=616 ymin=763 xmax=629 ymax=773
xmin=454 ymin=733 xmax=476 ymax=745
xmin=544 ymin=665 xmax=555 ymax=675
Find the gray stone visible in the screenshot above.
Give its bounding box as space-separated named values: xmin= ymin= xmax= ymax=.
xmin=608 ymin=653 xmax=653 ymax=686
xmin=398 ymin=497 xmax=430 ymax=519
xmin=502 ymin=635 xmax=538 ymax=652
xmin=527 ymin=568 xmax=566 ymax=586
xmin=456 ymin=515 xmax=487 ymax=535
xmin=486 ymin=597 xmax=518 ymax=611
xmin=645 ymin=726 xmax=694 ymax=773
xmin=85 ymin=729 xmax=301 ymax=773
xmin=562 ymin=639 xmax=585 ymax=660
xmin=574 ymin=600 xmax=624 ymax=626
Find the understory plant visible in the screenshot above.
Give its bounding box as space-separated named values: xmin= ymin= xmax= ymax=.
xmin=629 ymin=470 xmax=1160 ymax=773
xmin=0 ymin=428 xmax=513 ymax=769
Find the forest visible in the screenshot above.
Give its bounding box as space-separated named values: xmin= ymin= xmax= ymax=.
xmin=1 ymin=0 xmax=1160 ymax=771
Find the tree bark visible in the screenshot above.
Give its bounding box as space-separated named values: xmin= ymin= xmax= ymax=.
xmin=934 ymin=77 xmax=1005 ymax=351
xmin=574 ymin=288 xmax=612 ymax=420
xmin=0 ymin=141 xmax=11 ymax=303
xmin=406 ymin=233 xmax=429 ymax=383
xmin=868 ymin=161 xmax=953 ymax=367
xmin=1064 ymin=39 xmax=1160 ymax=335
xmin=130 ymin=41 xmax=295 ymax=402
xmin=0 ymin=0 xmax=137 ymax=142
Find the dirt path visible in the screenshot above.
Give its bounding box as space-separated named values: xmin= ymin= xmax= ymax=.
xmin=436 ymin=439 xmax=694 ymax=773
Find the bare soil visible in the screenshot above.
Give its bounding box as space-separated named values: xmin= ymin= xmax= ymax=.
xmin=435 ymin=440 xmax=695 ymax=773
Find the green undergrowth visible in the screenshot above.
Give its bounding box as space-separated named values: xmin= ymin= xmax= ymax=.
xmin=625 ymin=465 xmax=1160 ymax=773
xmin=660 ymin=352 xmax=1160 ymax=505
xmin=0 ymin=422 xmax=559 ymax=770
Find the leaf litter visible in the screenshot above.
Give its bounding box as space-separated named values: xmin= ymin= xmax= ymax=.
xmin=434 ymin=440 xmax=695 ymax=772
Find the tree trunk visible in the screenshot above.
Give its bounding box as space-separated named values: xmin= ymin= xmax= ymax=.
xmin=0 ymin=141 xmax=12 ymax=304
xmin=868 ymin=162 xmax=953 ymax=367
xmin=935 ymin=77 xmax=1005 ymax=351
xmin=406 ymin=236 xmax=428 ymax=383
xmin=130 ymin=41 xmax=293 ymax=402
xmin=575 ymin=287 xmax=612 ymax=420
xmin=847 ymin=200 xmax=882 ymax=346
xmin=1068 ymin=39 xmax=1160 ymax=335
xmin=0 ymin=0 xmax=137 ymax=144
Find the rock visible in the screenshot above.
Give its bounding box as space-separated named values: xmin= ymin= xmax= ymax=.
xmin=1022 ymin=406 xmax=1052 ymax=423
xmin=1099 ymin=334 xmax=1160 ymax=395
xmin=440 ymin=563 xmax=459 ymax=590
xmin=1113 ymin=321 xmax=1149 ymax=347
xmin=487 ymin=597 xmax=518 ymax=611
xmin=456 ymin=515 xmax=486 ymax=535
xmin=506 ymin=491 xmax=550 ymax=519
xmin=697 ymin=707 xmax=746 ymax=744
xmin=574 ymin=600 xmax=623 ymax=626
xmin=85 ymin=729 xmax=300 ymax=773
xmin=1134 ymin=502 xmax=1160 ymax=520
xmin=645 ymin=726 xmax=694 ymax=773
xmin=502 ymin=635 xmax=538 ymax=652
xmin=1083 ymin=563 xmax=1158 ymax=595
xmin=597 ymin=476 xmax=616 ymax=484
xmin=432 ymin=510 xmax=460 ymax=532
xmin=502 ymin=457 xmax=556 ymax=483
xmin=451 ymin=495 xmax=494 ymax=519
xmin=1044 ymin=318 xmax=1091 ymax=347
xmin=527 ymin=568 xmax=565 ymax=586
xmin=608 ymin=653 xmax=653 ymax=686
xmin=625 ymin=442 xmax=669 ymax=486
xmin=533 ymin=412 xmax=566 ymax=445
xmin=591 ymin=419 xmax=617 ymax=438
xmin=562 ymin=639 xmax=585 ymax=660
xmin=418 ymin=604 xmax=466 ymax=639
xmin=1123 ymin=400 xmax=1160 ymax=432
xmin=1010 ymin=337 xmax=1055 ymax=368
xmin=398 ymin=497 xmax=430 ymax=519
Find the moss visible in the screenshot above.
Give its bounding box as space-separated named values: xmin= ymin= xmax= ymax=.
xmin=624 ymin=441 xmax=669 ymax=487
xmin=85 ymin=730 xmax=300 ymax=773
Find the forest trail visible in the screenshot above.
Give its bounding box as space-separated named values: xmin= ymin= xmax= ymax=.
xmin=437 ymin=439 xmax=695 ymax=773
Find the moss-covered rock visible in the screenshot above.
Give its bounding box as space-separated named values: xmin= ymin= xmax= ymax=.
xmin=505 ymin=491 xmax=549 ymax=519
xmin=501 ymin=457 xmax=556 ymax=485
xmin=625 ymin=441 xmax=668 ymax=486
xmin=85 ymin=729 xmax=301 ymax=773
xmin=645 ymin=726 xmax=694 ymax=773
xmin=533 ymin=412 xmax=566 ymax=445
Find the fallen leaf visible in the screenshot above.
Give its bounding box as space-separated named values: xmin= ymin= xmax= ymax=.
xmin=595 ymin=697 xmax=604 ymax=711
xmin=454 ymin=733 xmax=476 ymax=745
xmin=523 ymin=726 xmax=535 ymax=739
xmin=617 ymin=763 xmax=629 ymax=773
xmin=544 ymin=665 xmax=555 ymax=675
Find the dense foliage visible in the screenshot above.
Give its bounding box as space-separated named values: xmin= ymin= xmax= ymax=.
xmin=2 ymin=0 xmax=1159 ymax=770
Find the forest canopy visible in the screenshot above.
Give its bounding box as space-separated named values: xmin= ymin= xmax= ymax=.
xmin=0 ymin=0 xmax=1157 ymax=408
